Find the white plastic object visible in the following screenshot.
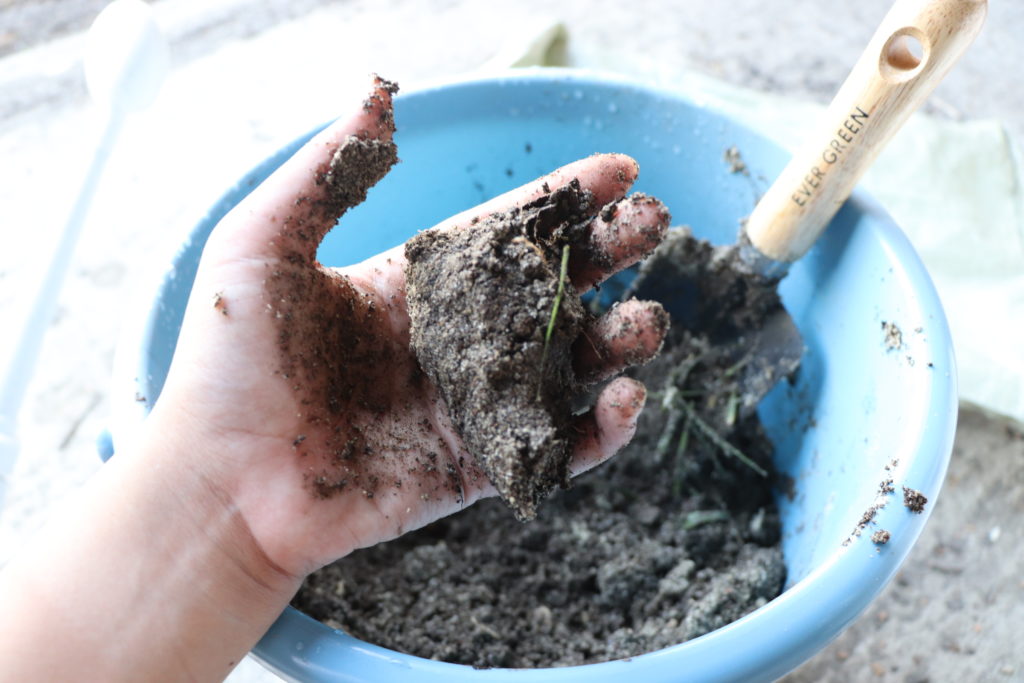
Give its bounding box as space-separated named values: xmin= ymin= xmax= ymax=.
xmin=0 ymin=0 xmax=169 ymax=511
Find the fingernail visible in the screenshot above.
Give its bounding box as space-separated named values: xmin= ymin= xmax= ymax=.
xmin=625 ymin=377 xmax=647 ymax=412
xmin=607 ymin=376 xmax=647 ymax=417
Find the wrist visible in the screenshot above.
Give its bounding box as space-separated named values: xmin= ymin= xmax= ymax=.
xmin=138 ymin=400 xmax=303 ymax=598
xmin=0 ymin=402 xmax=302 ymax=682
xmin=88 ymin=406 xmax=305 ymax=678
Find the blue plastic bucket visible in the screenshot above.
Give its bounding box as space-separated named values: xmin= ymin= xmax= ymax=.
xmin=108 ymin=70 xmax=957 ymax=682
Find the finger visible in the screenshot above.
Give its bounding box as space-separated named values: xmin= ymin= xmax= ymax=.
xmin=210 ymin=75 xmax=398 ymax=263
xmin=574 ymin=298 xmax=670 ymax=385
xmin=568 ymin=193 xmax=671 ymax=291
xmin=569 ymin=377 xmax=648 ymax=477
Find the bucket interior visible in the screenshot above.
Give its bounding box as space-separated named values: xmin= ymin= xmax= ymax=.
xmin=119 ymin=72 xmax=956 ymax=681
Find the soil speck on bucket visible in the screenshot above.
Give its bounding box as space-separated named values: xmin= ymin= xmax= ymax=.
xmin=882 ymin=320 xmax=903 ymax=350
xmin=844 ymin=458 xmax=901 ymax=546
xmin=724 ymin=146 xmax=749 ymax=175
xmin=903 ymin=486 xmax=928 ymax=513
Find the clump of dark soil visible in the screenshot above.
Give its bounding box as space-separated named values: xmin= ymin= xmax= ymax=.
xmin=624 ymin=227 xmax=802 ymax=415
xmin=294 ymin=228 xmax=789 ymax=667
xmin=903 ymin=486 xmax=928 ymax=513
xmin=404 ymin=181 xmax=593 ymax=521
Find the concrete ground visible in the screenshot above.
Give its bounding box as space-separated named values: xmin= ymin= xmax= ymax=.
xmin=1 ymin=1 xmax=1021 ymax=681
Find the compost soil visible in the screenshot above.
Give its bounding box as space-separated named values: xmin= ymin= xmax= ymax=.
xmin=295 ymin=228 xmax=788 ymax=668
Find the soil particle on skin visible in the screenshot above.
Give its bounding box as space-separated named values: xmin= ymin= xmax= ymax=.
xmin=600 ymin=202 xmax=618 ymax=222
xmin=295 ymin=227 xmax=787 ymax=667
xmin=213 ymin=291 xmax=228 ymax=316
xmin=903 ymin=486 xmax=928 ymax=513
xmin=404 ymin=180 xmax=594 ymax=521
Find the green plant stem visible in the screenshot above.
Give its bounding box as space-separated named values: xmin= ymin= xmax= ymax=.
xmin=671 ymin=411 xmax=692 ymax=498
xmin=677 ymin=399 xmax=768 ymax=477
xmin=681 ymin=509 xmax=731 ymax=530
xmin=537 ymin=244 xmax=571 ymax=400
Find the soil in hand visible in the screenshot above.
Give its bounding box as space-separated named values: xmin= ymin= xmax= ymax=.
xmin=295 ymin=228 xmax=789 ymax=667
xmin=404 ymin=180 xmax=591 ymax=521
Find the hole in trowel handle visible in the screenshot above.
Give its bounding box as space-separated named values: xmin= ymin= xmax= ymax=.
xmin=881 ymin=29 xmax=927 ymax=81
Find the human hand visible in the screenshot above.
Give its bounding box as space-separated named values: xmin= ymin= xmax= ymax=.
xmin=147 ymin=77 xmax=671 ymax=581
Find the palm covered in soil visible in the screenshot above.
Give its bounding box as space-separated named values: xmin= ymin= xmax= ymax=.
xmin=148 ymin=77 xmax=672 ymax=580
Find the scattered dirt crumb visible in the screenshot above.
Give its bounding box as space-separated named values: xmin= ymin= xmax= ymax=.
xmin=882 ymin=321 xmax=903 ymax=350
xmin=724 ymin=146 xmax=749 ymax=175
xmin=872 ymin=529 xmax=891 ymax=545
xmin=844 ymin=458 xmax=902 ymax=545
xmin=903 ymin=486 xmax=928 ymax=513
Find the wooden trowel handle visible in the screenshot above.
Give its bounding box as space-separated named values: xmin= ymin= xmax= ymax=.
xmin=745 ymin=0 xmax=987 ymax=263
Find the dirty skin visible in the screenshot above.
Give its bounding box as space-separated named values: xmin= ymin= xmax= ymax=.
xmin=262 ymin=76 xmax=461 ymax=503
xmin=405 ymin=181 xmax=668 ymax=521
